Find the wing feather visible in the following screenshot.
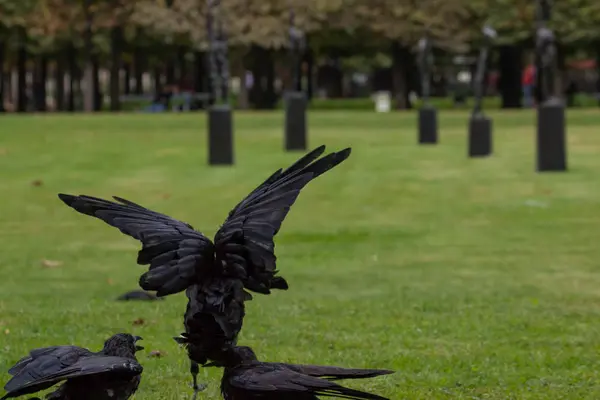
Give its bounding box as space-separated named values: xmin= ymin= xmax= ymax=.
xmin=229 ymin=366 xmax=389 ymax=400
xmin=58 ymin=194 xmax=214 ymax=296
xmin=3 ymin=353 xmax=141 ymax=399
xmin=213 ymin=146 xmax=351 ymax=294
xmin=264 ymin=363 xmax=394 ymax=380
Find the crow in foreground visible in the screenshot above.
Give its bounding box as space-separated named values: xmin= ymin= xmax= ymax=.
xmin=1 ymin=333 xmax=143 ymax=400
xmin=211 ymin=346 xmax=393 ymax=400
xmin=57 ymin=145 xmax=351 ymax=398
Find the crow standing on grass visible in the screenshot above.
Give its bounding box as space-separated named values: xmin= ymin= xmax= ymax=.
xmin=1 ymin=333 xmax=143 ymax=400
xmin=211 ymin=346 xmax=393 ymax=400
xmin=57 ymin=145 xmax=351 ymax=398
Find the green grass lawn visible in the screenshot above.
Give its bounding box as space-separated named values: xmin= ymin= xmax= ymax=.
xmin=1 ymin=109 xmax=600 ymax=399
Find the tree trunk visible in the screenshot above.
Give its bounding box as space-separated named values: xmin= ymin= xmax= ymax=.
xmin=232 ymin=53 xmax=248 ymax=110
xmin=266 ymin=49 xmax=275 ymax=106
xmin=123 ymin=61 xmax=131 ymax=95
xmin=166 ymin=57 xmax=175 ymax=85
xmin=177 ymin=46 xmax=187 ymax=82
xmin=82 ymin=63 xmax=94 ymax=112
xmin=134 ymin=47 xmax=144 ymax=95
xmin=596 ymin=43 xmax=600 ymax=106
xmin=193 ymin=51 xmax=206 ymax=93
xmin=0 ymin=40 xmax=5 ymax=112
xmin=391 ymin=42 xmax=411 ymax=110
xmin=248 ymin=46 xmax=277 ymax=109
xmin=153 ymin=65 xmax=162 ymax=94
xmin=82 ymin=0 xmax=94 ymax=112
xmin=6 ymin=68 xmax=11 ymax=106
xmin=316 ymin=63 xmax=343 ymax=98
xmin=92 ymin=53 xmax=101 ymax=111
xmin=110 ymin=26 xmax=122 ymax=111
xmin=498 ymin=44 xmax=522 ymax=108
xmin=67 ymin=45 xmax=77 ymax=111
xmin=16 ymin=28 xmax=27 ymax=113
xmin=192 ymin=51 xmax=207 ymax=109
xmin=33 ymin=55 xmax=48 ymax=111
xmin=306 ymin=48 xmax=314 ymax=101
xmin=55 ymin=51 xmax=65 ymax=111
xmin=238 ymin=72 xmax=249 ymax=109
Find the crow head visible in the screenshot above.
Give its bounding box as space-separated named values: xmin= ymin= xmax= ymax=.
xmin=103 ymin=333 xmax=144 ymax=357
xmin=204 ymin=345 xmax=258 ymax=368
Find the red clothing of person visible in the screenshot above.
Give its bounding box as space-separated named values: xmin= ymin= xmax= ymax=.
xmin=522 ymin=65 xmax=535 ymax=86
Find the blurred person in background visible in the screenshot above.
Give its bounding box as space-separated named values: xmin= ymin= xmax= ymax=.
xmin=522 ymin=63 xmax=536 ymax=107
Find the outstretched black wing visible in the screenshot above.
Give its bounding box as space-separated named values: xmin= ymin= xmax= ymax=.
xmin=7 ymin=346 xmax=86 ymax=377
xmin=213 ymin=145 xmax=351 ymax=294
xmin=58 ymin=194 xmax=214 ymax=297
xmin=229 ymin=364 xmax=389 ymax=400
xmin=2 ymin=347 xmax=142 ymax=399
xmin=264 ymin=363 xmax=394 ymax=381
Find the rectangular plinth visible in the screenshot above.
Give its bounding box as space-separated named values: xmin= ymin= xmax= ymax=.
xmin=468 ymin=115 xmax=492 ymax=157
xmin=418 ymin=106 xmax=438 ymax=144
xmin=536 ymin=100 xmax=567 ymax=172
xmin=208 ymin=104 xmax=234 ymax=165
xmin=284 ymin=91 xmax=308 ymax=151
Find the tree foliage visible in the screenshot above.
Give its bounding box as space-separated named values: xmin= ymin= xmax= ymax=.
xmin=1 ymin=0 xmax=600 ymax=56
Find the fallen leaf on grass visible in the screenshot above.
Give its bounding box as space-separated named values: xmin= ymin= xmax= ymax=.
xmin=4 ymin=329 xmax=9 ymax=335
xmin=107 ymin=278 xmax=114 ymax=285
xmin=31 ymin=179 xmax=43 ymax=187
xmin=41 ymin=259 xmax=63 ymax=268
xmin=132 ymin=318 xmax=145 ymax=326
xmin=149 ymin=350 xmax=165 ymax=358
xmin=161 ymin=193 xmax=171 ymax=199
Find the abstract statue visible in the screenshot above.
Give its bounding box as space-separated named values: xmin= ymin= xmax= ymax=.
xmin=206 ymin=0 xmax=229 ymax=104
xmin=535 ymin=0 xmax=556 ymax=102
xmin=472 ymin=25 xmax=497 ymax=116
xmin=284 ymin=1 xmax=308 ymax=152
xmin=417 ymin=36 xmax=432 ymax=105
xmin=289 ymin=5 xmax=306 ymax=91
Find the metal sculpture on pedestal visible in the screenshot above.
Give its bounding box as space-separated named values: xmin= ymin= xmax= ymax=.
xmin=535 ymin=0 xmax=566 ymax=171
xmin=284 ymin=4 xmax=308 ymax=151
xmin=417 ymin=35 xmax=438 ymax=144
xmin=206 ymin=0 xmax=234 ymax=165
xmin=468 ymin=25 xmax=497 ymax=157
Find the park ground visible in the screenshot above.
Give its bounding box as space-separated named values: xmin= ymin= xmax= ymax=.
xmin=0 ymin=109 xmax=600 ymax=399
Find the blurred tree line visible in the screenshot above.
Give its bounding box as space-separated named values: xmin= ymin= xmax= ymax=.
xmin=0 ymin=0 xmax=599 ymax=113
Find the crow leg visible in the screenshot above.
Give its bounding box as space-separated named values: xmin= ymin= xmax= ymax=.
xmin=190 ymin=360 xmax=206 ymax=399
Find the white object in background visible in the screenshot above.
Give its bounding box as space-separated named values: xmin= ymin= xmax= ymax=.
xmin=409 ymin=91 xmax=419 ymax=104
xmin=374 ymin=91 xmax=391 ymax=113
xmin=457 ymin=71 xmax=472 ymax=84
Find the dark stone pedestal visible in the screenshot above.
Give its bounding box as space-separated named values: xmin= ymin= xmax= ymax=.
xmin=418 ymin=105 xmax=438 ymax=144
xmin=284 ymin=91 xmax=307 ymax=151
xmin=536 ymin=97 xmax=567 ymax=172
xmin=468 ymin=114 xmax=492 ymax=157
xmin=208 ymin=104 xmax=234 ymax=165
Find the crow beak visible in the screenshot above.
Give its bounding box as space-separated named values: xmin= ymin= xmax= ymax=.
xmin=134 ymin=336 xmax=144 ymax=351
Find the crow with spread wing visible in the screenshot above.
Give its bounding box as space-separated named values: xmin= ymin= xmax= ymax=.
xmin=214 ymin=346 xmax=393 ymax=400
xmin=1 ymin=333 xmax=143 ymax=400
xmin=58 ymin=145 xmax=351 ymax=398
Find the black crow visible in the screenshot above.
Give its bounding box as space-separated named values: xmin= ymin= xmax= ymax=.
xmin=212 ymin=346 xmax=393 ymax=400
xmin=57 ymin=145 xmax=351 ymax=398
xmin=1 ymin=333 xmax=143 ymax=400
